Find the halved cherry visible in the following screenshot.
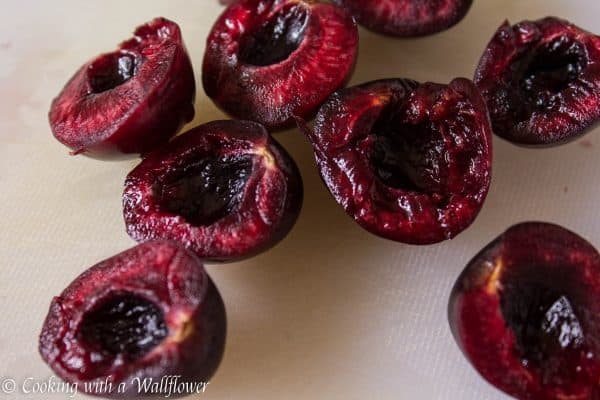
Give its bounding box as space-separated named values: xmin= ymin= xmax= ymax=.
xmin=49 ymin=18 xmax=195 ymax=159
xmin=475 ymin=17 xmax=600 ymax=146
xmin=202 ymin=0 xmax=358 ymax=130
xmin=123 ymin=120 xmax=303 ymax=261
xmin=39 ymin=241 xmax=226 ymax=397
xmin=304 ymin=78 xmax=492 ymax=244
xmin=332 ymin=0 xmax=473 ymax=37
xmin=449 ymin=222 xmax=600 ymax=399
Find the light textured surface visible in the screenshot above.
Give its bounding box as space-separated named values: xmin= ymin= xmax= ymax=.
xmin=1 ymin=1 xmax=599 ymax=399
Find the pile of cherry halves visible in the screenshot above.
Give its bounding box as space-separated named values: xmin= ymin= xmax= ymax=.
xmin=41 ymin=1 xmax=600 ymax=399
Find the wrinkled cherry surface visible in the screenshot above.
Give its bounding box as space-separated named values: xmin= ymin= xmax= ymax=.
xmin=370 ymin=106 xmax=461 ymax=194
xmin=203 ymin=0 xmax=358 ymax=129
xmin=124 ymin=120 xmax=303 ymax=261
xmin=78 ymin=294 xmax=167 ymax=359
xmin=475 ymin=17 xmax=600 ymax=146
xmin=155 ymin=155 xmax=253 ymax=227
xmin=39 ymin=241 xmax=226 ymax=397
xmin=519 ymin=37 xmax=587 ymax=108
xmin=49 ymin=18 xmax=195 ymax=159
xmin=449 ymin=222 xmax=600 ymax=399
xmin=307 ymin=78 xmax=492 ymax=244
xmin=332 ymin=0 xmax=473 ymax=37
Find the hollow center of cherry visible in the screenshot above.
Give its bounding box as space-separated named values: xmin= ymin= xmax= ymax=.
xmin=500 ymin=271 xmax=598 ymax=385
xmin=370 ymin=107 xmax=449 ymax=196
xmin=518 ymin=36 xmax=587 ymax=109
xmin=155 ymin=155 xmax=253 ymax=226
xmin=78 ymin=293 xmax=167 ymax=360
xmin=238 ymin=4 xmax=309 ymax=66
xmin=88 ymin=51 xmax=137 ymax=94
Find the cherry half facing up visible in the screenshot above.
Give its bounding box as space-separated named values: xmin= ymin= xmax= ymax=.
xmin=304 ymin=78 xmax=492 ymax=245
xmin=123 ymin=120 xmax=303 ymax=262
xmin=49 ymin=18 xmax=195 ymax=159
xmin=449 ymin=222 xmax=600 ymax=399
xmin=332 ymin=0 xmax=473 ymax=37
xmin=39 ymin=241 xmax=226 ymax=398
xmin=475 ymin=17 xmax=600 ymax=146
xmin=203 ymin=0 xmax=358 ymax=130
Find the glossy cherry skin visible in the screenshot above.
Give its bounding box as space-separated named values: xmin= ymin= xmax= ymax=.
xmin=304 ymin=78 xmax=492 ymax=245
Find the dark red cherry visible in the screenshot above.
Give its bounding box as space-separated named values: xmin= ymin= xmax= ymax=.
xmin=39 ymin=241 xmax=226 ymax=398
xmin=305 ymin=78 xmax=492 ymax=244
xmin=449 ymin=222 xmax=600 ymax=399
xmin=475 ymin=17 xmax=600 ymax=146
xmin=49 ymin=18 xmax=195 ymax=159
xmin=202 ymin=0 xmax=358 ymax=130
xmin=332 ymin=0 xmax=473 ymax=37
xmin=123 ymin=120 xmax=303 ymax=261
